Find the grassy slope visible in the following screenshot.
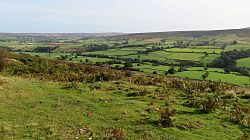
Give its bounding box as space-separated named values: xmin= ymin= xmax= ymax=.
xmin=0 ymin=75 xmax=248 ymax=139
xmin=225 ymin=44 xmax=250 ymax=52
xmin=166 ymin=48 xmax=222 ymax=54
xmin=237 ymin=57 xmax=250 ymax=68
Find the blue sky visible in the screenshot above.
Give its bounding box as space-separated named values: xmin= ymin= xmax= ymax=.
xmin=0 ymin=0 xmax=249 ymax=33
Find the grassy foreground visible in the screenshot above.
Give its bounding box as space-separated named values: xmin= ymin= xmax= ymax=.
xmin=0 ymin=75 xmax=249 ymax=139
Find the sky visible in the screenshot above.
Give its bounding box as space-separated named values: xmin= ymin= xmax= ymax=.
xmin=0 ymin=0 xmax=249 ymax=33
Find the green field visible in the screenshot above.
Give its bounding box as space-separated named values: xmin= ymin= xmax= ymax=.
xmin=120 ymin=47 xmax=147 ymax=51
xmin=165 ymin=52 xmax=205 ymax=61
xmin=14 ymin=52 xmax=71 ymax=59
xmin=73 ymin=56 xmax=113 ymax=63
xmin=187 ymin=67 xmax=224 ymax=72
xmin=2 ymin=32 xmax=250 ymax=86
xmin=125 ymin=51 xmax=206 ymax=62
xmin=84 ymin=49 xmax=137 ymax=56
xmin=237 ymin=57 xmax=250 ymax=68
xmin=225 ymin=44 xmax=250 ymax=51
xmin=133 ymin=63 xmax=171 ymax=74
xmin=201 ymin=54 xmax=221 ymax=64
xmin=174 ymin=71 xmax=250 ymax=85
xmin=166 ymin=48 xmax=222 ymax=54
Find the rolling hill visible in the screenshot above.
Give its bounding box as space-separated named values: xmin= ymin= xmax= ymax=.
xmin=110 ymin=27 xmax=250 ymax=39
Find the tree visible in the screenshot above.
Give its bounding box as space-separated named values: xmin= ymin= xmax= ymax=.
xmin=178 ymin=66 xmax=187 ymax=72
xmin=202 ymin=71 xmax=209 ymax=80
xmin=240 ymin=68 xmax=250 ymax=76
xmin=124 ymin=62 xmax=133 ymax=68
xmin=221 ymin=44 xmax=227 ymax=52
xmin=85 ymin=59 xmax=89 ymax=63
xmin=232 ymin=40 xmax=237 ymax=45
xmin=224 ymin=68 xmax=231 ymax=74
xmin=168 ymin=66 xmax=176 ymax=74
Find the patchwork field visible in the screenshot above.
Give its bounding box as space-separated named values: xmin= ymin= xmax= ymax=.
xmin=1 ymin=33 xmax=250 ymax=87
xmin=0 ymin=30 xmax=250 ymax=139
xmin=237 ymin=57 xmax=250 ymax=68
xmin=173 ymin=71 xmax=250 ymax=85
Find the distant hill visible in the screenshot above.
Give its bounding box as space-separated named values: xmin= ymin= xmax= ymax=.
xmin=1 ymin=28 xmax=250 ymax=40
xmin=111 ymin=28 xmax=250 ymax=39
xmin=0 ymin=32 xmax=126 ymax=40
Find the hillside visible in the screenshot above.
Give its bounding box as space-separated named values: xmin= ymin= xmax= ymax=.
xmin=110 ymin=28 xmax=250 ymax=39
xmin=0 ymin=32 xmax=125 ymax=40
xmin=1 ymin=28 xmax=250 ymax=40
xmin=0 ymin=52 xmax=249 ymax=139
xmin=1 ymin=28 xmax=249 ymax=86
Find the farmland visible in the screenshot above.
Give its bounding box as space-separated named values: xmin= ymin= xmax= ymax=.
xmin=0 ymin=32 xmax=249 ymax=86
xmin=237 ymin=57 xmax=250 ymax=68
xmin=0 ymin=29 xmax=249 ymax=139
xmin=0 ymin=51 xmax=249 ymax=139
xmin=1 ymin=0 xmax=250 ymax=138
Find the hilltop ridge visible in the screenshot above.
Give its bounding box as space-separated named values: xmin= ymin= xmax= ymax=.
xmin=110 ymin=27 xmax=250 ymax=39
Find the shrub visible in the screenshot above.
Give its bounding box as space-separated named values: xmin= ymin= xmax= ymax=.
xmin=127 ymin=88 xmax=151 ymax=97
xmin=0 ymin=50 xmax=6 ymax=71
xmin=231 ymin=102 xmax=250 ymax=127
xmin=124 ymin=70 xmax=132 ymax=77
xmin=240 ymin=130 xmax=249 ymax=140
xmin=167 ymin=66 xmax=176 ymax=74
xmin=202 ymin=71 xmax=209 ymax=80
xmin=124 ymin=62 xmax=133 ymax=68
xmin=187 ymin=96 xmax=221 ymax=113
xmin=106 ymin=128 xmax=126 ymax=140
xmin=158 ymin=103 xmax=175 ymax=127
xmin=178 ymin=66 xmax=187 ymax=72
xmin=144 ymin=102 xmax=175 ymax=128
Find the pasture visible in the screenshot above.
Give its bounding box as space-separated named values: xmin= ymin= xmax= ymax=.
xmin=0 ymin=75 xmax=248 ymax=139
xmin=174 ymin=71 xmax=250 ymax=85
xmin=237 ymin=57 xmax=250 ymax=68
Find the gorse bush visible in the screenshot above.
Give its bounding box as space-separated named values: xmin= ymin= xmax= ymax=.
xmin=232 ymin=102 xmax=250 ymax=127
xmin=106 ymin=128 xmax=126 ymax=140
xmin=186 ymin=95 xmax=221 ymax=113
xmin=3 ymin=52 xmax=245 ymax=95
xmin=145 ymin=102 xmax=175 ymax=128
xmin=127 ymin=88 xmax=151 ymax=97
xmin=0 ymin=49 xmax=6 ymax=71
xmin=6 ymin=53 xmax=122 ymax=83
xmin=157 ymin=103 xmax=175 ymax=127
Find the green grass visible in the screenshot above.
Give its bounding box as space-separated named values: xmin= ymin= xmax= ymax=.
xmin=236 ymin=57 xmax=250 ymax=68
xmin=73 ymin=56 xmax=113 ymax=64
xmin=133 ymin=63 xmax=171 ymax=74
xmin=173 ymin=71 xmax=250 ymax=85
xmin=147 ymin=51 xmax=204 ymax=61
xmin=84 ymin=49 xmax=137 ymax=56
xmin=13 ymin=52 xmax=71 ymax=59
xmin=120 ymin=47 xmax=147 ymax=51
xmin=0 ymin=75 xmax=247 ymax=139
xmin=166 ymin=48 xmax=222 ymax=54
xmin=225 ymin=44 xmax=250 ymax=51
xmin=121 ymin=53 xmax=168 ymax=62
xmin=187 ymin=67 xmax=224 ymax=73
xmin=201 ymin=54 xmax=221 ymax=64
xmin=0 ymin=41 xmax=19 ymax=47
xmin=124 ymin=51 xmax=205 ymax=62
xmin=166 ymin=53 xmax=204 ymax=61
xmin=8 ymin=44 xmax=40 ymax=51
